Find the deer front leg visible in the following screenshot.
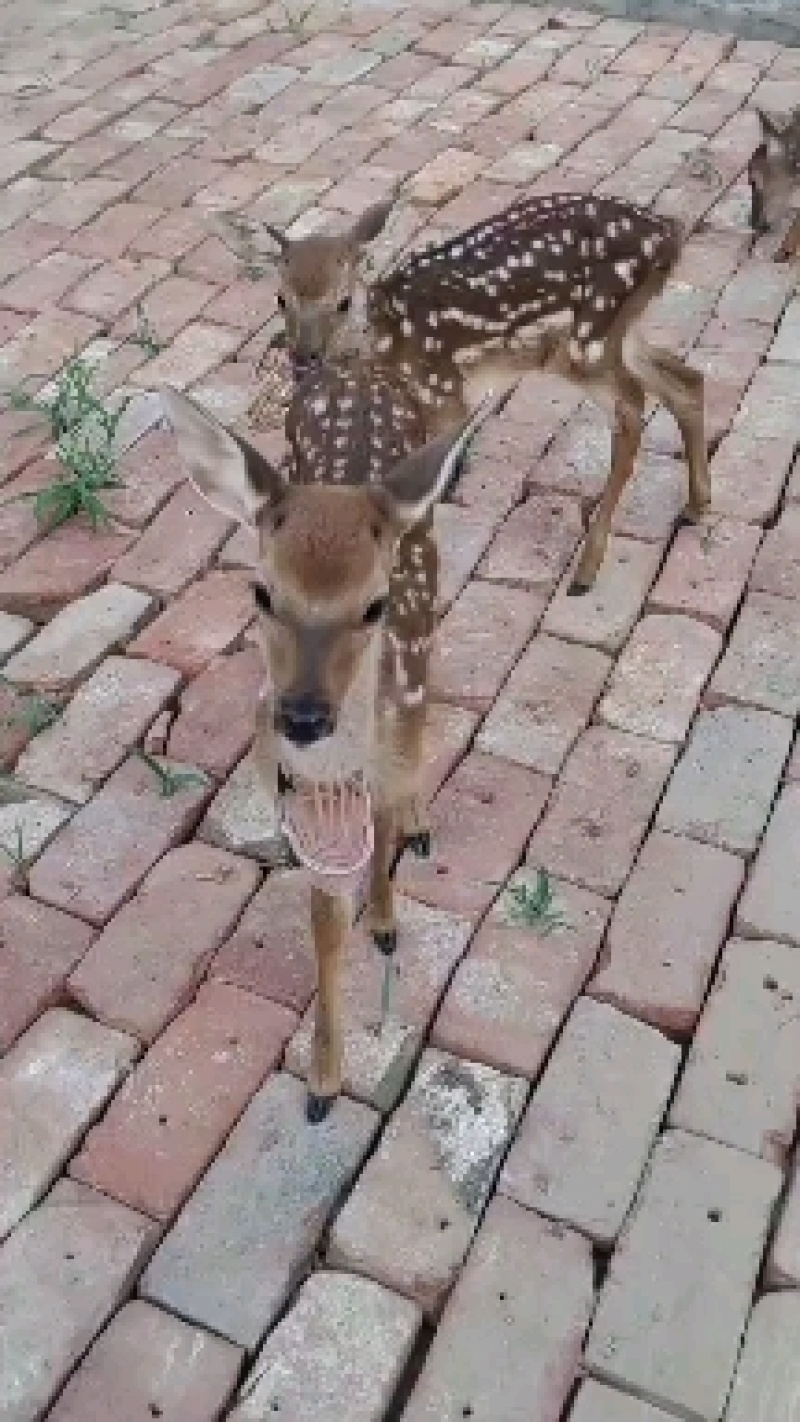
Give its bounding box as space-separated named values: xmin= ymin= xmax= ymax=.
xmin=569 ymin=375 xmax=645 ymax=595
xmin=307 ymin=885 xmax=350 ymax=1123
xmin=368 ymin=804 xmax=400 ymax=956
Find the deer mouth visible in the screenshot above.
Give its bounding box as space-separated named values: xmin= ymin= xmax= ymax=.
xmin=278 ymin=769 xmax=374 ymax=894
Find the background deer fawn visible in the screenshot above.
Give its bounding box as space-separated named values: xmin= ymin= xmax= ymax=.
xmin=159 ymin=376 xmax=494 ymax=1122
xmin=218 ymin=189 xmax=710 ymax=593
xmin=748 ymin=106 xmax=800 ymax=258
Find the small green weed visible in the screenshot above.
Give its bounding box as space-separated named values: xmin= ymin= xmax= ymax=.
xmin=1 ymin=821 xmax=30 ymax=888
xmin=502 ymin=869 xmax=570 ymax=935
xmin=0 ymin=677 xmax=61 ymax=736
xmin=128 ymin=303 xmax=163 ymax=357
xmin=136 ymin=749 xmax=210 ymax=799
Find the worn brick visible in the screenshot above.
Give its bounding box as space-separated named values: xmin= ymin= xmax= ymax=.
xmin=768 ymin=297 xmax=800 ymax=363
xmin=648 ymin=519 xmax=761 ymax=631
xmin=751 ymin=505 xmax=800 ymax=602
xmin=113 ymin=484 xmax=234 ymax=598
xmin=0 ymin=251 xmax=100 ymax=313
xmin=232 ymin=1273 xmax=421 ymax=1422
xmin=2 ymin=583 xmax=153 ymax=693
xmin=502 ymin=999 xmax=679 ymax=1244
xmin=590 ymin=831 xmax=744 ymax=1035
xmin=435 ymin=504 xmax=497 ymax=611
xmin=72 ymin=981 xmax=294 ymax=1218
xmin=709 ymin=432 xmax=795 ymax=524
xmin=65 ymin=257 xmax=170 ymax=321
xmin=768 ymin=1162 xmax=800 ymax=1288
xmin=329 ymin=1050 xmax=526 ymax=1316
xmin=0 ymin=611 xmax=33 ymax=663
xmin=209 ymin=867 xmax=315 ymax=1012
xmin=543 ymin=538 xmax=663 ymax=654
xmin=430 ymin=579 xmax=542 ymax=712
xmin=402 ymin=1196 xmax=593 ymax=1422
xmin=286 ymin=897 xmax=472 ymax=1111
xmin=199 ymin=748 xmax=286 ymax=864
xmin=657 ymin=704 xmax=791 ymax=856
xmin=528 ymin=727 xmax=675 ymax=896
xmin=142 ymin=1073 xmax=377 ymax=1348
xmin=107 ymin=429 xmax=186 ymax=527
xmin=0 ymin=897 xmax=94 ymax=1051
xmin=709 ymin=591 xmax=800 ymax=717
xmin=128 ymin=570 xmax=253 ymax=676
xmin=670 ymin=937 xmax=800 ymax=1164
xmin=0 ymin=1008 xmax=137 ymax=1239
xmin=726 ymin=1294 xmax=800 ymax=1422
xmin=432 ymin=873 xmax=609 ymax=1077
xmin=48 ymin=1299 xmax=242 ymax=1422
xmin=736 ymin=786 xmax=800 ymax=944
xmin=599 ymin=613 xmax=721 ymax=743
xmin=585 ymin=1131 xmax=782 ymax=1420
xmin=167 ymin=644 xmax=262 ymax=779
xmin=30 ymin=754 xmax=211 ymax=927
xmin=571 ymin=1383 xmax=673 ymax=1421
xmin=0 ymin=791 xmax=72 ymax=867
xmin=423 ymin=700 xmax=477 ymax=797
xmin=397 ymin=751 xmax=550 ymax=918
xmin=17 ymin=656 xmax=180 ymax=803
xmin=478 ymin=493 xmax=584 ymax=592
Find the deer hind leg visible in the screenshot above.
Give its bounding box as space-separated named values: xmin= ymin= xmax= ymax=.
xmin=569 ymin=369 xmax=646 ymax=595
xmin=307 ymin=885 xmax=350 ymax=1122
xmin=623 ymin=331 xmax=710 ymax=521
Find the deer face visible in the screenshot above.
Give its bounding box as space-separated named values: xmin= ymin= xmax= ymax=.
xmin=748 ymin=107 xmax=800 ymax=238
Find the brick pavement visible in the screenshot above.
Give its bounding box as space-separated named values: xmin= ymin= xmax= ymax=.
xmin=0 ymin=0 xmax=799 ymax=1417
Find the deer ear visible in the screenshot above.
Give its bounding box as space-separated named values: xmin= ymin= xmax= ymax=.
xmin=374 ymin=393 xmax=501 ymax=531
xmin=757 ymin=108 xmax=787 ymax=145
xmin=210 ymin=212 xmax=286 ymax=271
xmin=158 ymin=387 xmax=283 ymax=527
xmin=350 ymin=197 xmax=395 ymax=248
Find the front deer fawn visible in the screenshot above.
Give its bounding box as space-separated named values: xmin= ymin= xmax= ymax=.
xmin=159 ymin=376 xmax=494 ymax=1122
xmin=219 ymin=190 xmax=710 ymax=592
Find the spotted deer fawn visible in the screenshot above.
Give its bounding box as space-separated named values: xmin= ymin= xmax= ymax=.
xmin=218 ymin=190 xmax=710 ymax=592
xmin=748 ymin=106 xmax=800 ymax=258
xmin=159 ymin=375 xmax=495 ymax=1122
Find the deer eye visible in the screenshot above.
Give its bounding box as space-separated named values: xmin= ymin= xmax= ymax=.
xmin=337 ymin=296 xmax=351 ymax=314
xmin=363 ymin=596 xmax=388 ymax=625
xmin=253 ymin=584 xmax=273 ymax=615
xmin=276 ymin=293 xmax=286 ymax=310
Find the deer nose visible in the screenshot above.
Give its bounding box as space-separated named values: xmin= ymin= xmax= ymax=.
xmin=277 ymin=695 xmax=334 ymax=747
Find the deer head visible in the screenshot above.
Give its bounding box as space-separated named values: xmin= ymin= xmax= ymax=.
xmin=748 ymin=107 xmax=800 ymax=243
xmin=213 ymin=200 xmax=396 ymax=377
xmin=158 ymin=384 xmax=478 ymax=785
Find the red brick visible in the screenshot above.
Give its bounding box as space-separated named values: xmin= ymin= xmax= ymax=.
xmin=478 ymin=492 xmax=584 ymax=592
xmin=130 ymin=321 xmax=241 ymax=388
xmin=112 ymin=483 xmax=234 ymax=598
xmin=716 ymin=260 xmax=796 ymax=326
xmin=524 ymin=409 xmax=610 ymax=503
xmin=528 ymin=727 xmax=675 ymax=896
xmin=128 ymin=570 xmax=254 ymax=676
xmin=403 ymin=1197 xmax=593 ymax=1422
xmin=649 ymin=519 xmax=762 ymax=630
xmin=767 ymin=1164 xmax=800 ymax=1288
xmin=17 ymin=656 xmax=180 ymax=804
xmin=0 ymin=252 xmax=99 ymax=312
xmin=166 ymin=644 xmax=262 ymax=778
xmin=736 ymin=785 xmax=800 ymax=946
xmin=0 ymin=521 xmax=134 ymax=620
xmin=129 ymin=206 xmax=209 ymax=261
xmin=106 ymin=429 xmax=186 ymax=527
xmin=68 ymin=202 xmax=164 ymax=260
xmin=423 ymin=700 xmax=477 ymax=797
xmin=430 ymin=580 xmax=543 ymax=712
xmin=0 ymin=898 xmax=95 ymax=1051
xmin=433 ymin=873 xmax=609 ymax=1077
xmin=69 ymin=843 xmax=259 ymax=1037
xmin=72 ymin=981 xmax=295 ymax=1218
xmin=751 ymin=506 xmax=800 ymax=602
xmin=590 ymin=831 xmax=745 ymax=1034
xmin=0 ymin=219 xmax=65 ymax=282
xmin=598 ymin=613 xmax=721 ymax=743
xmin=209 ymin=867 xmax=316 ymax=1013
xmin=397 ymin=751 xmax=550 ymax=917
xmin=0 ymin=462 xmax=51 ymax=564
xmin=435 ymin=504 xmax=497 ymax=611
xmin=543 ymin=537 xmax=663 ymax=654
xmin=0 ymin=678 xmax=39 ymax=768
xmin=65 ymin=257 xmax=170 ymax=321
xmin=0 ymin=308 xmax=102 ymax=383
xmin=47 ymin=1299 xmax=242 ymax=1422
xmin=29 ymin=754 xmax=212 ymax=927
xmin=116 ymin=273 xmax=219 ymax=343
xmin=709 ymin=592 xmax=800 ymax=717
xmin=3 ymin=583 xmax=154 ymax=693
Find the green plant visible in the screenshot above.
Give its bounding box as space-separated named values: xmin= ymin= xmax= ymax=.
xmin=128 ymin=303 xmax=163 ymax=357
xmin=136 ymin=749 xmax=210 ymax=799
xmin=0 ymin=678 xmax=61 ymax=736
xmin=1 ymin=821 xmax=30 ymax=888
xmin=502 ymin=869 xmax=570 ymax=935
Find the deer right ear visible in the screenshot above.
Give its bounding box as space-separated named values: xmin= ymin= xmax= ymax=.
xmin=158 ymin=387 xmax=283 ymax=527
xmin=350 ymin=197 xmax=395 ymax=249
xmin=757 ymin=108 xmax=787 ymax=148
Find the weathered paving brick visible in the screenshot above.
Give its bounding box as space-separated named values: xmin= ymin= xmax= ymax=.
xmin=0 ymin=1180 xmax=159 ymax=1422
xmin=767 ymin=1162 xmax=800 ymax=1287
xmin=167 ymin=644 xmax=263 ymax=778
xmin=107 ymin=429 xmax=185 ymax=527
xmin=589 ymin=832 xmax=745 ymax=1035
xmin=424 ymin=700 xmax=478 ymax=796
xmin=47 ymin=1299 xmax=243 ymax=1422
xmin=432 ymin=873 xmax=610 ymax=1077
xmin=543 ymin=537 xmax=663 ymax=654
xmin=199 ymin=748 xmax=287 ymax=865
xmin=571 ymin=1383 xmax=674 ymax=1421
xmin=750 ymin=505 xmax=800 ymax=603
xmin=430 ymin=579 xmax=543 ymax=712
xmin=402 ymin=1196 xmax=594 ymax=1422
xmin=725 ymin=1293 xmax=800 ymax=1422
xmin=128 ymin=570 xmax=254 ymax=677
xmin=0 ymin=1008 xmax=137 ymax=1239
xmin=648 ymin=521 xmax=761 ymax=634
xmin=585 ymin=1131 xmax=782 ymax=1421
xmin=477 ymin=492 xmax=583 ymax=592
xmin=231 ymin=1273 xmax=421 ymax=1422
xmin=598 ymin=613 xmax=721 ymax=743
xmin=709 ymin=592 xmax=800 ymax=717
xmin=477 ymin=634 xmax=611 ymax=775
xmin=72 ymin=981 xmax=295 ymax=1219
xmin=69 ymin=844 xmax=259 ymax=1039
xmin=528 ymin=727 xmax=675 ymax=896
xmin=286 ymin=897 xmax=472 ymax=1111
xmin=435 ymin=504 xmax=497 ymax=610
xmin=112 ymin=483 xmax=234 ymax=597
xmin=141 ymin=1073 xmax=377 ymax=1349
xmin=209 ymin=867 xmax=315 ymax=1012
xmin=0 ymin=523 xmax=135 ymax=621
xmin=736 ymin=786 xmax=800 ymax=945
xmin=2 ymin=583 xmax=154 ymax=692
xmin=657 ymin=703 xmax=791 ymax=856
xmin=16 ymin=656 xmax=180 ymax=803
xmin=709 ymin=432 xmax=794 ymax=525
xmin=329 ymin=1050 xmax=526 ymax=1316
xmin=0 ymin=611 xmax=34 ymax=662
xmin=670 ymin=938 xmax=800 ymax=1163
xmin=29 ymin=754 xmax=211 ymax=927
xmin=396 ymin=751 xmax=551 ymax=917
xmin=0 ymin=896 xmax=94 ymax=1051
xmin=0 ymin=791 xmax=71 ymax=865
xmin=501 ymin=999 xmax=679 ymax=1245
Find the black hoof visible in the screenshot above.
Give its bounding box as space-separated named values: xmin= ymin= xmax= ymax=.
xmin=306 ymin=1092 xmax=335 ymax=1124
xmin=567 ymin=578 xmax=591 ymax=597
xmin=406 ymin=830 xmax=431 ymax=858
xmin=373 ymin=927 xmax=397 ymax=956
xmin=676 ymin=508 xmax=705 ymax=529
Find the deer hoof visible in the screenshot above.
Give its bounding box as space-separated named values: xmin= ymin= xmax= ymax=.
xmin=306 ymin=1091 xmax=335 ymax=1124
xmin=406 ymin=829 xmax=431 ymax=858
xmin=373 ymin=927 xmax=397 ymax=956
xmin=567 ymin=576 xmax=592 ymax=597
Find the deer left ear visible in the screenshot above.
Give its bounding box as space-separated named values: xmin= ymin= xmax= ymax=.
xmin=158 ymin=386 xmax=285 ymax=527
xmin=374 ymin=393 xmax=500 ymax=531
xmin=350 ymin=197 xmax=395 ymax=249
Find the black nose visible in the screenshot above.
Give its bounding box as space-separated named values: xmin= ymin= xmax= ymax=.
xmin=277 ymin=696 xmax=333 ymax=746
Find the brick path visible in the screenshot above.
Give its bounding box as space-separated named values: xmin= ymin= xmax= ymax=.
xmin=1 ymin=0 xmax=799 ymax=1417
